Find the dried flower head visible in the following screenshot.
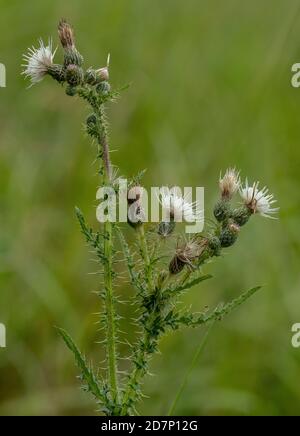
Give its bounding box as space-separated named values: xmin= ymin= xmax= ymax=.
xmin=58 ymin=19 xmax=75 ymax=49
xmin=169 ymin=239 xmax=206 ymax=274
xmin=240 ymin=180 xmax=279 ymax=218
xmin=219 ymin=168 xmax=240 ymax=199
xmin=22 ymin=39 xmax=56 ymax=85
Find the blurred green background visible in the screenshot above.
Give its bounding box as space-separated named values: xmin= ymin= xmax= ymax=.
xmin=1 ymin=0 xmax=300 ymax=416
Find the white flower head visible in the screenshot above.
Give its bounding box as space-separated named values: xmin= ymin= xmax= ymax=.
xmin=160 ymin=189 xmax=200 ymax=223
xmin=22 ymin=39 xmax=56 ymax=85
xmin=219 ymin=168 xmax=240 ymax=199
xmin=240 ymin=180 xmax=279 ymax=218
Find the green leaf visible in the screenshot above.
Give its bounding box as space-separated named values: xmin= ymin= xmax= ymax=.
xmin=130 ymin=169 xmax=147 ymax=187
xmin=174 ymin=274 xmax=213 ymax=293
xmin=164 ymin=274 xmax=213 ymax=298
xmin=56 ymin=327 xmax=108 ymax=405
xmin=173 ymin=286 xmax=261 ymax=328
xmin=75 ymin=207 xmax=105 ymax=262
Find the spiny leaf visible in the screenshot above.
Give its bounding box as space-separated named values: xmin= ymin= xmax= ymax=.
xmin=173 ymin=286 xmax=261 ymax=328
xmin=164 ymin=274 xmax=213 ymax=298
xmin=56 ymin=327 xmax=108 ymax=405
xmin=129 ymin=169 xmax=147 ymax=187
xmin=75 ymin=207 xmax=106 ymax=261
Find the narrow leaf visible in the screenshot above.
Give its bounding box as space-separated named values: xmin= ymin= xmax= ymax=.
xmin=56 ymin=327 xmax=107 ymax=404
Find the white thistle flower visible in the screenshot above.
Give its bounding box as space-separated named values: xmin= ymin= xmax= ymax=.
xmin=240 ymin=180 xmax=279 ymax=218
xmin=160 ymin=191 xmax=200 ymax=223
xmin=219 ymin=168 xmax=240 ymax=199
xmin=22 ymin=39 xmax=56 ymax=85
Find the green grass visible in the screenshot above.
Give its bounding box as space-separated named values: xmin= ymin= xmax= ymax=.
xmin=0 ymin=0 xmax=300 ymax=415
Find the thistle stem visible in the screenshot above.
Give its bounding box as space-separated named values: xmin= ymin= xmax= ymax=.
xmin=95 ymin=102 xmax=119 ymax=405
xmin=137 ymin=225 xmax=154 ymax=291
xmin=121 ymin=331 xmax=152 ymax=415
xmin=103 ymin=219 xmax=119 ymax=404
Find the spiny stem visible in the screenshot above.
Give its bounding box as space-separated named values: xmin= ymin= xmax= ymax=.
xmin=95 ymin=102 xmax=119 ymax=405
xmin=104 ymin=220 xmax=119 ymax=404
xmin=137 ymin=225 xmax=154 ymax=291
xmin=99 ymin=105 xmax=112 ymax=182
xmin=121 ymin=331 xmax=152 ymax=415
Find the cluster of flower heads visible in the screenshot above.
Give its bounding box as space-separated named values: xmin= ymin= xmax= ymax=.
xmin=22 ymin=19 xmax=110 ymax=93
xmin=218 ymin=168 xmax=279 ymax=220
xmin=166 ymin=168 xmax=278 ymax=275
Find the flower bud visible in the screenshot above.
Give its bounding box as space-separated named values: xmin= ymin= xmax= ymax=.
xmin=96 ymin=81 xmax=111 ymax=96
xmin=208 ymin=236 xmax=221 ymax=256
xmin=96 ymin=66 xmax=109 ymax=82
xmin=47 ymin=64 xmax=65 ymax=83
xmin=219 ymin=221 xmax=240 ymax=248
xmin=64 ymin=48 xmax=84 ymax=67
xmin=231 ymin=206 xmax=251 ymax=226
xmin=65 ymin=85 xmax=77 ymax=96
xmin=85 ymin=68 xmax=99 ymax=85
xmin=86 ymin=114 xmax=98 ymax=138
xmin=158 ymin=221 xmax=176 ymax=238
xmin=96 ymin=54 xmax=110 ymax=82
xmin=66 ymin=64 xmax=84 ymax=86
xmin=213 ymin=199 xmax=231 ymax=222
xmin=58 ymin=19 xmax=83 ymax=67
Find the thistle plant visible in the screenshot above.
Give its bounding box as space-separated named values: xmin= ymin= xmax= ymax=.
xmin=22 ymin=20 xmax=279 ymax=416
